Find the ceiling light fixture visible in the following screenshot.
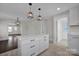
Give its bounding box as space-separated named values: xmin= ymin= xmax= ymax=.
xmin=27 ymin=3 xmax=33 ymax=19
xmin=37 ymin=8 xmax=42 ymax=21
xmin=57 ymin=8 xmax=60 ymax=11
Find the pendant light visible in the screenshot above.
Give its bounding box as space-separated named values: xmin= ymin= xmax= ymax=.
xmin=27 ymin=3 xmax=33 ymax=19
xmin=37 ymin=8 xmax=42 ymax=21
xmin=15 ymin=17 xmax=20 ymax=26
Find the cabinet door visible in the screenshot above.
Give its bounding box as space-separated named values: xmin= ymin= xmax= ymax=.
xmin=21 ymin=44 xmax=32 ymax=56
xmin=39 ymin=36 xmax=44 ymax=53
xmin=29 ymin=44 xmax=39 ymax=56
xmin=44 ymin=35 xmax=49 ymax=48
xmin=68 ymin=36 xmax=79 ymax=50
xmin=42 ymin=35 xmax=49 ymax=50
xmin=69 ymin=6 xmax=79 ymax=25
xmin=39 ymin=35 xmax=49 ymax=53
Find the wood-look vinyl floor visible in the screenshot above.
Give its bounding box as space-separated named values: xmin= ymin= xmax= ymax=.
xmin=39 ymin=43 xmax=73 ymax=56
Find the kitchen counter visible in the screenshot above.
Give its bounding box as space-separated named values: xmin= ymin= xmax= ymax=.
xmin=0 ymin=39 xmax=18 ymax=54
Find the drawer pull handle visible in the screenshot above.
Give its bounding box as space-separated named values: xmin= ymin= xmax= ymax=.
xmin=30 ymin=45 xmax=35 ymax=48
xmin=30 ymin=52 xmax=36 ymax=56
xmin=30 ymin=40 xmax=35 ymax=41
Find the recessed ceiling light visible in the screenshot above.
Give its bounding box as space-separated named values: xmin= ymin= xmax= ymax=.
xmin=57 ymin=8 xmax=60 ymax=11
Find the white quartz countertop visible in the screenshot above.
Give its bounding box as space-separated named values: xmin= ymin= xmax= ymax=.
xmin=20 ymin=34 xmax=49 ymax=37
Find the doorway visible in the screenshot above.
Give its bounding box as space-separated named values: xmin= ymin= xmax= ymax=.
xmin=56 ymin=17 xmax=68 ymax=47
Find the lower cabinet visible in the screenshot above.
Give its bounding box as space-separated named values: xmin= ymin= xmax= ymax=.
xmin=68 ymin=35 xmax=79 ymax=54
xmin=39 ymin=35 xmax=49 ymax=53
xmin=18 ymin=34 xmax=49 ymax=56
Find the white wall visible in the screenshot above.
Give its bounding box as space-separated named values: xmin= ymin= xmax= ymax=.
xmin=46 ymin=16 xmax=54 ymax=43
xmin=57 ymin=20 xmax=63 ymax=42
xmin=0 ymin=18 xmax=16 ymax=38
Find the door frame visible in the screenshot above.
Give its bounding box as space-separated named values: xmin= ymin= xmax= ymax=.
xmin=56 ymin=17 xmax=68 ymax=46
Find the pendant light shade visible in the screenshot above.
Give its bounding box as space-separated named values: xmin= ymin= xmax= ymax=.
xmin=27 ymin=3 xmax=33 ymax=19
xmin=38 ymin=15 xmax=42 ymax=20
xmin=27 ymin=11 xmax=33 ymax=19
xmin=15 ymin=17 xmax=20 ymax=25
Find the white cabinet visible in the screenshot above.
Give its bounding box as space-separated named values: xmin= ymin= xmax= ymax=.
xmin=39 ymin=35 xmax=49 ymax=53
xmin=18 ymin=35 xmax=49 ymax=56
xmin=69 ymin=5 xmax=79 ymax=54
xmin=69 ymin=6 xmax=79 ymax=25
xmin=68 ymin=35 xmax=79 ymax=53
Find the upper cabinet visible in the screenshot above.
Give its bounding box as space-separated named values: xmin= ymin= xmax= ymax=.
xmin=69 ymin=6 xmax=79 ymax=25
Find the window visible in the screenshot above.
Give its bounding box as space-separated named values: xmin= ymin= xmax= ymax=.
xmin=8 ymin=26 xmax=13 ymax=33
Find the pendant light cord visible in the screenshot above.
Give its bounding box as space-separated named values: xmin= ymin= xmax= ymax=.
xmin=38 ymin=8 xmax=41 ymax=16
xmin=29 ymin=3 xmax=32 ymax=12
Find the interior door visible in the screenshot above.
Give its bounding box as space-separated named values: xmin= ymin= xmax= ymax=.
xmin=57 ymin=17 xmax=68 ymax=47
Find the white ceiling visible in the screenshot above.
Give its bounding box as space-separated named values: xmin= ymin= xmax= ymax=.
xmin=0 ymin=3 xmax=79 ymax=19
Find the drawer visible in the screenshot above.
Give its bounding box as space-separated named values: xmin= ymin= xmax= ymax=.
xmin=21 ymin=40 xmax=30 ymax=46
xmin=21 ymin=40 xmax=39 ymax=48
xmin=29 ymin=37 xmax=39 ymax=42
xmin=21 ymin=44 xmax=31 ymax=52
xmin=21 ymin=44 xmax=36 ymax=52
xmin=29 ymin=39 xmax=39 ymax=46
xmin=21 ymin=44 xmax=39 ymax=56
xmin=18 ymin=39 xmax=30 ymax=46
xmin=20 ymin=39 xmax=39 ymax=46
xmin=30 ymin=45 xmax=36 ymax=49
xmin=21 ymin=47 xmax=30 ymax=56
xmin=23 ymin=49 xmax=37 ymax=56
xmin=29 ymin=46 xmax=39 ymax=56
